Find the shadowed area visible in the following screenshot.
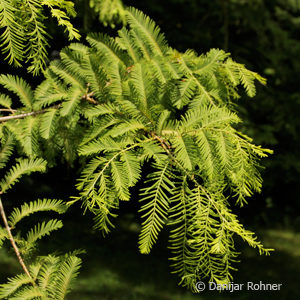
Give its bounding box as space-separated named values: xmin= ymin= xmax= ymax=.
xmin=2 ymin=210 xmax=298 ymax=299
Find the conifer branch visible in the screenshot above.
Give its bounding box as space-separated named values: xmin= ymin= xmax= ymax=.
xmin=0 ymin=7 xmax=272 ymax=289
xmin=0 ymin=196 xmax=34 ymax=284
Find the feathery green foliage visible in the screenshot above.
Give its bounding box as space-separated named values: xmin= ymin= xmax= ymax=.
xmin=8 ymin=199 xmax=68 ymax=228
xmin=139 ymin=163 xmax=174 ymax=254
xmin=0 ymin=158 xmax=46 ymax=193
xmin=0 ymin=196 xmax=81 ymax=299
xmin=0 ymin=6 xmax=273 ymax=291
xmin=0 ymin=154 xmax=80 ymax=299
xmin=0 ymin=0 xmax=127 ymax=74
xmin=0 ymin=254 xmax=82 ymax=299
xmin=0 ymin=0 xmax=80 ymax=74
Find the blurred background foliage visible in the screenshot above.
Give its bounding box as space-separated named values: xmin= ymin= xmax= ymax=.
xmin=0 ymin=0 xmax=299 ymax=298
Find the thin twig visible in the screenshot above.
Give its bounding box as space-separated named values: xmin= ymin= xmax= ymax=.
xmin=0 ymin=196 xmax=35 ymax=283
xmin=82 ymin=83 xmax=97 ymax=104
xmin=0 ymin=108 xmax=17 ymax=113
xmin=82 ymin=92 xmax=97 ymax=104
xmin=0 ymin=104 xmax=61 ymax=123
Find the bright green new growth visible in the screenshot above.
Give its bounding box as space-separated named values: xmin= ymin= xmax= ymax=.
xmin=0 ymin=7 xmax=272 ymax=290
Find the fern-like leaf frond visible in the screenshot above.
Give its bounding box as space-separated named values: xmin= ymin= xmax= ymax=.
xmin=0 ymin=134 xmax=14 ymax=169
xmin=126 ymin=7 xmax=168 ymax=57
xmin=0 ymin=0 xmax=25 ymax=66
xmin=0 ymin=274 xmax=33 ymax=299
xmin=49 ymin=255 xmax=81 ymax=300
xmin=8 ymin=199 xmax=67 ymax=228
xmin=39 ymin=108 xmax=59 ymax=140
xmin=0 ymin=93 xmax=12 ymax=108
xmin=139 ymin=163 xmax=175 ymax=254
xmin=25 ymin=219 xmax=63 ymax=248
xmin=0 ymin=158 xmax=46 ymax=193
xmin=0 ymin=75 xmax=34 ymax=108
